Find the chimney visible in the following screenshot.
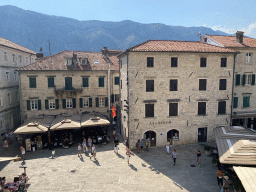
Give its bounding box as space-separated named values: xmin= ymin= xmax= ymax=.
xmin=101 ymin=47 xmax=109 ymax=56
xmin=72 ymin=52 xmax=78 ymax=67
xmin=36 ymin=53 xmax=44 ymax=58
xmin=236 ymin=31 xmax=244 ymax=44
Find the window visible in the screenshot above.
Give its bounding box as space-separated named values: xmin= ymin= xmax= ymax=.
xmin=31 ymin=100 xmax=38 ymax=110
xmin=145 ymin=104 xmax=154 ymax=117
xmin=66 ymin=98 xmax=73 ymax=108
xmin=66 ymin=59 xmax=72 ymax=66
xmin=114 ymin=77 xmax=119 ymax=85
xmin=200 ymin=58 xmax=207 ymax=67
xmin=171 ymin=57 xmax=178 ymax=67
xmin=233 ymin=97 xmax=238 ymax=108
xmin=6 ymin=72 xmax=9 ymax=81
xmin=170 ymin=79 xmax=178 ymax=91
xmin=29 ymin=77 xmax=36 ymax=88
xmin=245 ymin=75 xmax=251 ymax=85
xmin=146 ymin=80 xmax=154 ymax=92
xmin=199 ymin=79 xmax=207 ymax=91
xmin=242 ymin=74 xmax=255 ymax=85
xmin=12 ymin=54 xmax=15 ymax=63
xmin=243 ymin=96 xmax=250 ymax=108
xmin=65 ymin=77 xmax=72 ymax=90
xmin=169 ymin=103 xmax=178 ymax=116
xmin=219 ymin=79 xmax=227 ymax=90
xmin=221 ymin=58 xmax=227 ymax=67
xmin=7 ymin=93 xmax=11 ymax=104
xmin=198 ymin=102 xmax=206 ymax=115
xmin=99 ymin=77 xmax=104 ymax=87
xmin=49 ymin=99 xmax=55 ymax=109
xmin=147 ymin=57 xmax=154 ymax=68
xmin=81 ymin=59 xmax=87 ymax=65
xmin=19 ymin=55 xmax=22 ymax=63
xmin=14 ymin=72 xmax=17 ymax=81
xmin=4 ymin=52 xmax=7 ymax=61
xmin=246 ymin=53 xmax=253 ymax=63
xmin=48 ymin=77 xmax=54 ymax=88
xmin=218 ymin=101 xmax=226 ymax=114
xmin=115 ymin=94 xmax=120 ymax=102
xmin=236 ymin=74 xmax=240 ymax=86
xmin=99 ymin=97 xmax=105 ymax=107
xmin=82 ymin=77 xmax=89 ymax=87
xmin=83 ymin=98 xmax=89 ymax=107
xmin=26 ymin=57 xmax=28 ymax=64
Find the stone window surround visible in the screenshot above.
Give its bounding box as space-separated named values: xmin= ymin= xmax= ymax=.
xmin=246 ymin=53 xmax=253 ymax=63
xmin=49 ymin=99 xmax=55 ymax=109
xmin=31 ymin=100 xmax=38 ymax=110
xmin=99 ymin=97 xmax=105 ymax=107
xmin=66 ymin=98 xmax=73 ymax=108
xmin=83 ymin=98 xmax=89 ymax=107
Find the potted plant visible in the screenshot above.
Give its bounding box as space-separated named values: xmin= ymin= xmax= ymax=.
xmin=204 ymin=145 xmax=211 ymax=155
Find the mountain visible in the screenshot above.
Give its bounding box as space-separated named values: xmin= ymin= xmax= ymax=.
xmin=0 ymin=5 xmax=229 ymax=55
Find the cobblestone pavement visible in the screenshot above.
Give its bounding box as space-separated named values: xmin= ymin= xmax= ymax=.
xmin=0 ymin=131 xmax=221 ymax=192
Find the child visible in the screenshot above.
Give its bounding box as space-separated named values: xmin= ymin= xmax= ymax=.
xmin=78 ymin=143 xmax=82 ymax=157
xmin=126 ymin=148 xmax=131 ymax=165
xmin=90 ymin=144 xmax=96 ymax=160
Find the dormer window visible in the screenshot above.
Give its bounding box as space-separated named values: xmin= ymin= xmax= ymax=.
xmin=81 ymin=58 xmax=88 ymax=65
xmin=203 ymin=38 xmax=207 ymax=43
xmin=66 ymin=59 xmax=72 ymax=66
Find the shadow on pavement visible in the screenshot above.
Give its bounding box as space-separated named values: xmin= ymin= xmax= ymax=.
xmin=116 ymin=153 xmax=125 ymax=159
xmin=93 ymin=159 xmax=100 ymax=166
xmin=129 ymin=164 xmax=137 ymax=171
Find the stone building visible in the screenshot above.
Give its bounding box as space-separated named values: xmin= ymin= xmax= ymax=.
xmin=118 ymin=40 xmax=237 ymax=148
xmin=0 ymin=37 xmax=36 ymax=137
xmin=203 ymin=32 xmax=256 ymax=129
xmin=18 ymin=48 xmax=120 ymax=123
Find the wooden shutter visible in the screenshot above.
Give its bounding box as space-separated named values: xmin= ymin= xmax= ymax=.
xmin=105 ymin=97 xmax=108 ymax=107
xmin=45 ymin=99 xmax=49 ymax=110
xmin=111 ymin=94 xmax=114 ymax=103
xmin=251 ymin=74 xmax=255 ymax=85
xmin=89 ymin=98 xmax=92 ymax=107
xmin=62 ymin=99 xmax=66 ymax=109
xmin=242 ymin=74 xmax=246 ymax=86
xmin=235 ymin=74 xmax=240 ymax=86
xmin=27 ymin=100 xmax=31 ymax=110
xmin=55 ymin=99 xmax=59 ymax=109
xmin=38 ymin=100 xmax=41 ymax=110
xmin=48 ymin=77 xmax=54 ymax=88
xmin=79 ymin=98 xmax=83 ymax=108
xmin=29 ymin=77 xmax=36 ymax=88
xmin=169 ymin=103 xmax=178 ymax=116
xmin=233 ymin=97 xmax=238 ymax=108
xmin=83 ymin=78 xmax=89 ymax=87
xmin=218 ymin=101 xmax=226 ymax=114
xmin=96 ymin=98 xmax=99 ymax=107
xmin=145 ymin=104 xmax=154 ymax=117
xmin=243 ymin=97 xmax=250 ymax=108
xmin=115 ymin=77 xmax=119 ymax=85
xmin=199 ymin=79 xmax=207 ymax=91
xmin=72 ymin=98 xmax=76 ymax=108
xmin=198 ymin=102 xmax=206 ymax=115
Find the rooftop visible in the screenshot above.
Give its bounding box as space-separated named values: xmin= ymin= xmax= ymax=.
xmin=0 ymin=37 xmax=36 ymax=54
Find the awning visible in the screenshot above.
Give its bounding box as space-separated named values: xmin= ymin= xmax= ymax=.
xmin=50 ymin=117 xmax=81 ymax=130
xmin=81 ymin=113 xmax=110 ymax=127
xmin=23 ymin=115 xmax=55 ymax=128
xmin=0 ymin=156 xmax=20 ymax=162
xmin=233 ymin=166 xmax=256 ymax=192
xmin=14 ymin=122 xmax=48 ymax=134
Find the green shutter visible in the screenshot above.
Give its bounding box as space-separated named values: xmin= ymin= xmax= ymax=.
xmin=96 ymin=98 xmax=99 ymax=107
xmin=98 ymin=78 xmax=101 ymax=87
xmin=55 ymin=99 xmax=59 ymax=109
xmin=251 ymin=74 xmax=255 ymax=85
xmin=242 ymin=74 xmax=246 ymax=86
xmin=79 ymin=98 xmax=83 ymax=108
xmin=48 ymin=77 xmax=54 ymax=88
xmin=235 ymin=74 xmax=240 ymax=86
xmin=99 ymin=77 xmax=104 ymax=87
xmin=38 ymin=100 xmax=41 ymax=110
xmin=243 ymin=97 xmax=250 ymax=108
xmin=89 ymin=98 xmax=92 ymax=107
xmin=73 ymin=98 xmax=76 ymax=108
xmin=45 ymin=99 xmax=49 ymax=110
xmin=29 ymin=77 xmax=36 ymax=88
xmin=27 ymin=100 xmax=31 ymax=110
xmin=63 ymin=99 xmax=66 ymax=109
xmin=233 ymin=97 xmax=238 ymax=108
xmin=82 ymin=78 xmax=89 ymax=87
xmin=115 ymin=77 xmax=119 ymax=85
xmin=111 ymin=94 xmax=114 ymax=103
xmin=105 ymin=97 xmax=108 ymax=107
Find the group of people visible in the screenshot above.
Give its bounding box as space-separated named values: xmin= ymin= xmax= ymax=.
xmin=2 ymin=132 xmax=15 ymax=151
xmin=78 ymin=137 xmax=97 ymax=160
xmin=136 ymin=139 xmax=149 ymax=153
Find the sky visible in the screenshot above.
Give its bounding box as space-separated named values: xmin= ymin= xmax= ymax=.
xmin=0 ymin=0 xmax=256 ymax=38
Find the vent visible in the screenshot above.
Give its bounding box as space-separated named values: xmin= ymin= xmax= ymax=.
xmin=94 ymin=61 xmax=99 ymax=65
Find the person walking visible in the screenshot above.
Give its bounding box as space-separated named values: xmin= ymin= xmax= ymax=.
xmin=126 ymin=147 xmax=131 ymax=165
xmin=78 ymin=143 xmax=82 ymax=157
xmin=125 ymin=137 xmax=129 ymax=149
xmin=166 ymin=140 xmax=170 ymax=154
xmin=87 ymin=137 xmax=92 ymax=151
xmin=172 ymin=149 xmax=178 ymax=166
xmin=90 ymin=144 xmax=96 ymax=160
xmin=3 ymin=139 xmax=8 ymax=151
xmin=113 ymin=137 xmax=119 ymax=154
xmin=136 ymin=140 xmax=140 ymax=153
xmin=97 ymin=135 xmax=102 ymax=148
xmin=82 ymin=139 xmax=87 ymax=152
xmin=20 ymin=146 xmax=25 ymax=162
xmin=215 ymin=168 xmax=224 ymax=189
xmin=113 ymin=129 xmax=116 ymax=139
xmin=140 ymin=139 xmax=145 ymax=152
xmin=197 ymin=150 xmax=201 ymax=166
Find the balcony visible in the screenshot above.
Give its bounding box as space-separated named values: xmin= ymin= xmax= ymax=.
xmin=54 ymin=86 xmax=83 ymax=97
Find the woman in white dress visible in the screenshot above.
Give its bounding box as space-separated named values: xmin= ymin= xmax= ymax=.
xmin=166 ymin=140 xmax=170 ymax=154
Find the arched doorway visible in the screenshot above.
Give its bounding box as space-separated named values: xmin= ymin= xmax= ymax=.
xmin=167 ymin=129 xmax=179 ymax=145
xmin=144 ymin=131 xmax=156 ymax=147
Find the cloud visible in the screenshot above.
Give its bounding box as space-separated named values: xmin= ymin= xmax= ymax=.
xmin=211 ymin=22 xmax=256 ymax=38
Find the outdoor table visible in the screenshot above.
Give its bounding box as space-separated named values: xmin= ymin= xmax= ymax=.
xmin=4 ymin=182 xmax=20 ymax=191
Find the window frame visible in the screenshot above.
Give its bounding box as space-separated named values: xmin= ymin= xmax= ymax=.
xmin=198 ymin=102 xmax=206 ymax=115
xmin=221 ymin=58 xmax=227 ymax=67
xmin=31 ymin=100 xmax=38 ymax=110
xmin=29 ymin=77 xmax=37 ymax=88
xmin=145 ymin=103 xmax=154 ymax=118
xmin=83 ymin=98 xmax=89 ymax=108
xmin=218 ymin=101 xmax=226 ymax=115
xmin=199 ymin=79 xmax=207 ymax=91
xmin=171 ymin=57 xmax=178 ymax=67
xmin=147 ymin=57 xmax=154 ymax=68
xmin=114 ymin=77 xmax=120 ymax=85
xmin=169 ymin=103 xmax=178 ymax=116
xmin=48 ymin=77 xmax=55 ymax=88
xmin=99 ymin=97 xmax=105 ymax=107
xmin=170 ymin=79 xmax=178 ymax=91
xmin=4 ymin=52 xmax=7 ymax=61
xmin=66 ymin=98 xmax=73 ymax=108
xmin=146 ymin=80 xmax=154 ymax=92
xmin=98 ymin=77 xmax=104 ymax=87
xmin=219 ymin=79 xmax=227 ymax=90
xmin=7 ymin=93 xmax=11 ymax=104
xmin=246 ymin=53 xmax=253 ymax=63
xmin=6 ymin=72 xmax=9 ymax=81
xmin=200 ymin=57 xmax=207 ymax=67
xmin=243 ymin=96 xmax=250 ymax=108
xmin=49 ymin=99 xmax=56 ymax=109
xmin=82 ymin=77 xmax=89 ymax=87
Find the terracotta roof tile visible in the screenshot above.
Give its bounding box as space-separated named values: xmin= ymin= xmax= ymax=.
xmin=18 ymin=50 xmax=119 ymax=71
xmin=205 ymin=35 xmax=256 ymax=48
xmin=127 ymin=40 xmax=237 ymax=53
xmin=0 ymin=37 xmax=36 ymax=54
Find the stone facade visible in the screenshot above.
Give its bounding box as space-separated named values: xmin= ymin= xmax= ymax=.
xmin=119 ymin=41 xmax=236 ymax=148
xmin=0 ymin=38 xmax=36 ymax=137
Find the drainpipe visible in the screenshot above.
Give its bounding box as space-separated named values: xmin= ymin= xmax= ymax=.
xmin=230 ymin=53 xmax=238 ymax=126
xmin=108 ymin=62 xmax=111 ymax=111
xmin=127 ymin=54 xmax=129 ymax=142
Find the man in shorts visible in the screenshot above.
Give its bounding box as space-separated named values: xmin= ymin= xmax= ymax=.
xmin=197 ymin=150 xmax=201 ymax=166
xmin=172 ymin=149 xmax=178 ymax=166
xmin=113 ymin=137 xmax=119 ymax=154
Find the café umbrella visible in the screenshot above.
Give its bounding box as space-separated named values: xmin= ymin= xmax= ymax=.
xmin=50 ymin=119 xmax=81 ymax=130
xmin=14 ymin=122 xmax=48 ymax=134
xmin=81 ymin=116 xmax=110 ymax=127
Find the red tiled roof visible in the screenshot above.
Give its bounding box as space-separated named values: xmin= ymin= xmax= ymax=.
xmin=127 ymin=40 xmax=237 ymax=53
xmin=205 ymin=35 xmax=256 ymax=48
xmin=0 ymin=37 xmax=36 ymax=54
xmin=18 ymin=51 xmax=119 ymax=71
